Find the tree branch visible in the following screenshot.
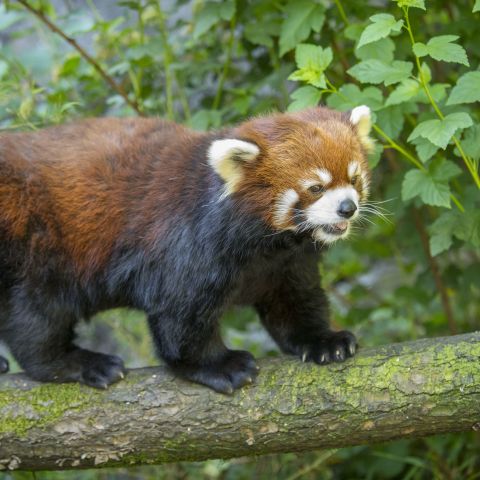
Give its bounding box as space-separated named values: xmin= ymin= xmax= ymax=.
xmin=15 ymin=0 xmax=143 ymax=116
xmin=1 ymin=332 xmax=480 ymax=471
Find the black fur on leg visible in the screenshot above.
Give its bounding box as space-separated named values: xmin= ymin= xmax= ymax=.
xmin=255 ymin=247 xmax=357 ymax=365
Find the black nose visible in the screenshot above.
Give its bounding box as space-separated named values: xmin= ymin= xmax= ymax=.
xmin=337 ymin=199 xmax=357 ymax=218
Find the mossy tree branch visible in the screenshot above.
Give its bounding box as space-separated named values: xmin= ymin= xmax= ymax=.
xmin=1 ymin=332 xmax=480 ymax=471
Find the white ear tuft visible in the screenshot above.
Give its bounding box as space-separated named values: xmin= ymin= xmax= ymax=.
xmin=350 ymin=105 xmax=374 ymax=152
xmin=208 ymin=139 xmax=259 ymax=167
xmin=207 ymin=139 xmax=260 ymax=196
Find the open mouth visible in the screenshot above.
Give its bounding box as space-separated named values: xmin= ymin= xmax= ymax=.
xmin=321 ymin=221 xmax=349 ymax=236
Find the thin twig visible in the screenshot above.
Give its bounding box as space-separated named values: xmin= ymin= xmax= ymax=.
xmin=412 ymin=209 xmax=457 ymax=335
xmin=16 ymin=0 xmax=143 ymax=115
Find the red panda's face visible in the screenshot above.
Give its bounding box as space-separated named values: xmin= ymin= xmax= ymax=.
xmin=208 ymin=106 xmax=373 ymax=244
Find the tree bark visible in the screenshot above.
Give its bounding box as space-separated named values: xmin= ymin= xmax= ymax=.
xmin=1 ymin=332 xmax=480 ymax=471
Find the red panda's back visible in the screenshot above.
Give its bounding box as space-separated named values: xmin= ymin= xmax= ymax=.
xmin=0 ymin=117 xmax=195 ymax=276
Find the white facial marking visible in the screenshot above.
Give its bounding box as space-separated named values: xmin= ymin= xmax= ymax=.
xmin=348 ymin=161 xmax=359 ymax=178
xmin=300 ymin=179 xmax=321 ymax=189
xmin=304 ymin=186 xmax=359 ymax=243
xmin=274 ymin=189 xmax=299 ymax=227
xmin=316 ymin=168 xmax=332 ymax=184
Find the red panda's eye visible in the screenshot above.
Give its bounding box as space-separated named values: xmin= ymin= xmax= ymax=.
xmin=351 ymin=175 xmax=359 ymax=186
xmin=308 ymin=185 xmax=326 ymax=194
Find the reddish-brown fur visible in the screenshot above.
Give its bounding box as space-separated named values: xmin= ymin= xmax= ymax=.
xmin=0 ymin=106 xmax=371 ymax=392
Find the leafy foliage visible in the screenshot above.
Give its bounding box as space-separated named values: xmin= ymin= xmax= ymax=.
xmin=1 ymin=0 xmax=480 ymax=479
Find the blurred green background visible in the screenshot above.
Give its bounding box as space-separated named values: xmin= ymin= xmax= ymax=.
xmin=1 ymin=0 xmax=479 ymax=478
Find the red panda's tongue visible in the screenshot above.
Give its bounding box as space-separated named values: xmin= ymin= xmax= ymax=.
xmin=335 ymin=221 xmax=349 ymax=231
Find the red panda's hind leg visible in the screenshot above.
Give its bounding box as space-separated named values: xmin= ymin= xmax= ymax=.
xmin=5 ymin=298 xmax=126 ymax=388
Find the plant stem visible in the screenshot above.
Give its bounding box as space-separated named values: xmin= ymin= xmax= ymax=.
xmin=412 ymin=209 xmax=457 ymax=335
xmin=334 ymin=0 xmax=349 ymax=25
xmin=157 ymin=3 xmax=174 ymax=121
xmin=155 ymin=3 xmax=191 ymax=121
xmin=212 ymin=13 xmax=236 ymax=110
xmin=403 ymin=7 xmax=480 ymax=189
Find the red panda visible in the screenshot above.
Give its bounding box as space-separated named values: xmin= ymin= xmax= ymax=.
xmin=0 ymin=105 xmax=373 ymax=393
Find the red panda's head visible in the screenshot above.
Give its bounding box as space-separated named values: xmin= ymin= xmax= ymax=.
xmin=207 ymin=106 xmax=374 ymax=243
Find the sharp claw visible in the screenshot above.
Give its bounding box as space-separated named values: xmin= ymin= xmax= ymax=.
xmin=302 ymin=351 xmax=308 ymax=363
xmin=119 ymin=371 xmax=125 ymax=379
xmin=349 ymin=343 xmax=356 ymax=356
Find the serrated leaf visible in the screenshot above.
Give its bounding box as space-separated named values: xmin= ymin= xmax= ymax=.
xmin=402 ymin=169 xmax=451 ymax=207
xmin=411 ymin=137 xmax=439 ymax=163
xmin=288 ymin=86 xmax=322 ymax=111
xmin=357 ymin=14 xmax=403 ymax=48
xmin=279 ymin=1 xmax=325 ymax=56
xmin=376 ymin=105 xmax=406 ymax=138
xmin=386 ymin=79 xmax=420 ymax=106
xmin=326 ymin=84 xmax=383 ymax=111
xmin=429 ymin=209 xmax=480 ymax=255
xmin=446 ymin=71 xmax=480 ymax=105
xmin=396 ymin=0 xmax=426 ymax=9
xmin=289 ymin=44 xmax=332 ymax=88
xmin=348 ymin=60 xmax=413 ymax=86
xmin=408 ymin=112 xmax=473 ymax=149
xmin=356 ymin=37 xmax=395 ymax=63
xmin=413 ymin=36 xmax=469 ymax=66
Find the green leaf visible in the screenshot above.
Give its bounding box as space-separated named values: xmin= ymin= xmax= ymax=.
xmin=413 ymin=36 xmax=469 ymax=66
xmin=289 ymin=44 xmax=332 ymax=88
xmin=396 ymin=0 xmax=426 ymax=9
xmin=411 ymin=137 xmax=439 ymax=163
xmin=279 ymin=1 xmax=325 ymax=56
xmin=193 ymin=3 xmax=221 ymax=38
xmin=356 ymin=37 xmax=395 ymax=63
xmin=407 ymin=112 xmax=473 ymax=149
xmin=288 ymin=86 xmax=322 ymax=112
xmin=376 ymin=105 xmax=406 ymax=138
xmin=219 ymin=0 xmax=235 ymax=20
xmin=385 ymin=79 xmax=420 ymax=106
xmin=348 ymin=60 xmax=413 ymax=86
xmin=461 ymin=125 xmax=480 ymax=160
xmin=446 ymin=71 xmax=480 ymax=105
xmin=429 ymin=209 xmax=480 ymax=255
xmin=401 ymin=159 xmax=461 ymax=208
xmin=368 ymin=143 xmax=383 ymax=169
xmin=326 ymin=84 xmax=383 ymax=111
xmin=357 ymin=14 xmax=403 ymax=48
xmin=474 ymin=0 xmax=480 ymax=12
xmin=402 ymin=169 xmax=450 ymax=207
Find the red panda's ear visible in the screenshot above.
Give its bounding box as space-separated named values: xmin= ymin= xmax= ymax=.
xmin=349 ymin=105 xmax=374 ymax=153
xmin=207 ymin=139 xmax=260 ymax=196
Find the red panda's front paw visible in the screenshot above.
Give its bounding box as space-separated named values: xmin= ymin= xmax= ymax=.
xmin=301 ymin=330 xmax=357 ymax=365
xmin=174 ymin=350 xmax=259 ymax=395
